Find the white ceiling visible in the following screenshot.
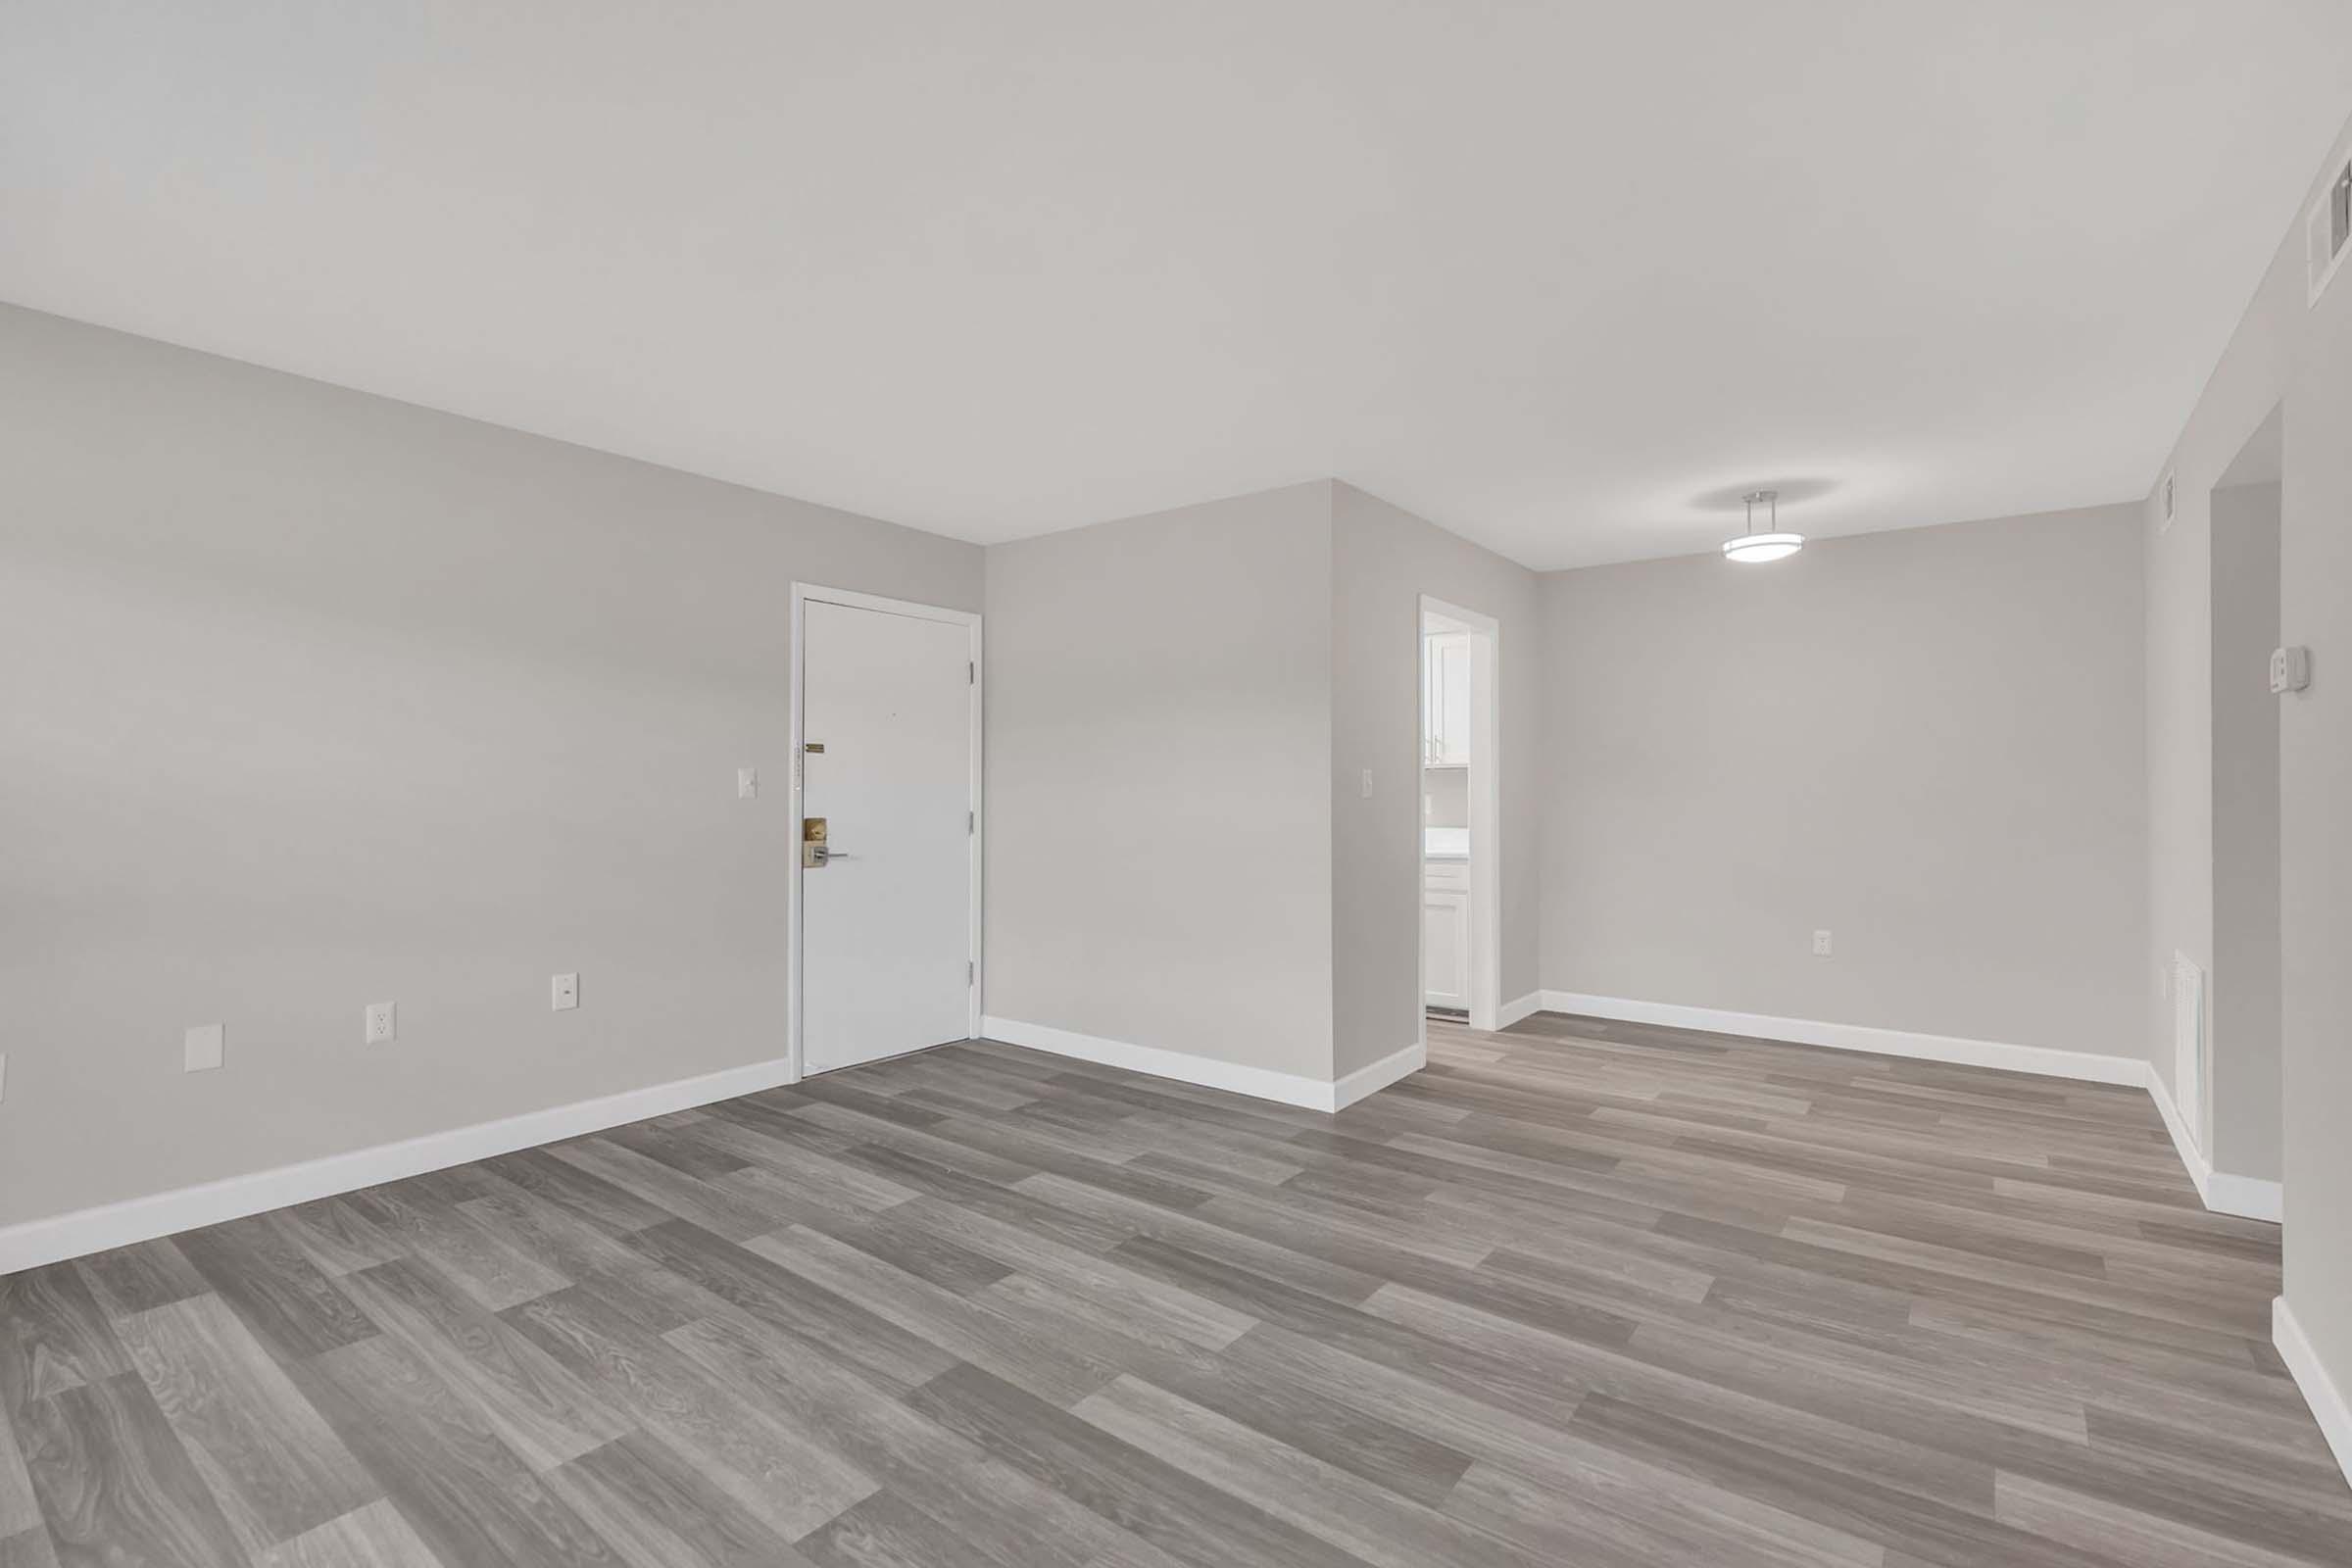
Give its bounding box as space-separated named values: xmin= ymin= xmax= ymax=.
xmin=6 ymin=4 xmax=2350 ymax=568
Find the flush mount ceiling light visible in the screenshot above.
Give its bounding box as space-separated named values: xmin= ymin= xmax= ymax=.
xmin=1723 ymin=489 xmax=1804 ymax=564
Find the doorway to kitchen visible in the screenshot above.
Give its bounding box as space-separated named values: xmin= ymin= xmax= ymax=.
xmin=1420 ymin=596 xmax=1499 ymax=1033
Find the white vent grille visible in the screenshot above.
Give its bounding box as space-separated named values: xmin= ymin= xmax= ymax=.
xmin=2173 ymin=953 xmax=2206 ymax=1157
xmin=2309 ymin=154 xmax=2352 ymax=307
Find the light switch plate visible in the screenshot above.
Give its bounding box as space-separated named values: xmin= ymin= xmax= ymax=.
xmin=738 ymin=766 xmax=759 ymax=799
xmin=184 ymin=1023 xmax=224 ymax=1072
xmin=552 ymin=972 xmax=579 ymax=1011
xmin=2271 ymin=645 xmax=2311 ymax=694
xmin=1360 ymin=768 xmax=1374 ymax=799
xmin=365 ymin=1002 xmax=397 ymax=1045
xmin=1812 ymin=930 xmax=1834 ymax=956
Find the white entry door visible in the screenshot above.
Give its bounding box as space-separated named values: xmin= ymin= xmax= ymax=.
xmin=799 ymin=592 xmax=977 ymax=1075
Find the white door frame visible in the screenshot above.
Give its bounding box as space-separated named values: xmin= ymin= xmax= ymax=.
xmin=1418 ymin=595 xmax=1501 ymax=1036
xmin=788 ymin=583 xmax=983 ymax=1082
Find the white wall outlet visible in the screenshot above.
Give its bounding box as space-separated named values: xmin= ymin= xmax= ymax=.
xmin=365 ymin=1002 xmax=397 ymax=1044
xmin=1360 ymin=768 xmax=1374 ymax=799
xmin=1812 ymin=929 xmax=1834 ymax=956
xmin=738 ymin=766 xmax=759 ymax=799
xmin=552 ymin=972 xmax=579 ymax=1011
xmin=2271 ymin=645 xmax=2311 ymax=695
xmin=183 ymin=1023 xmax=225 ymax=1072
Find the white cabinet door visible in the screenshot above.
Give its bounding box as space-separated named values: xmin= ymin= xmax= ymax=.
xmin=1422 ymin=634 xmax=1443 ymax=762
xmin=1424 ymin=632 xmax=1473 ymax=765
xmin=1423 ymin=884 xmax=1471 ymax=1008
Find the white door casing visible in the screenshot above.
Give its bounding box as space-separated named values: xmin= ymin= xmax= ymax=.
xmin=793 ymin=587 xmax=980 ymax=1077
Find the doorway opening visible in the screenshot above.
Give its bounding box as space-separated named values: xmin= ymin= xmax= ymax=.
xmin=1420 ymin=596 xmax=1500 ymax=1034
xmin=789 ymin=584 xmax=982 ymax=1080
xmin=2197 ymin=409 xmax=2283 ymax=1201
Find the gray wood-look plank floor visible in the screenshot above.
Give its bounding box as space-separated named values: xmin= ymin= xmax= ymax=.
xmin=5 ymin=1011 xmax=2349 ymax=1567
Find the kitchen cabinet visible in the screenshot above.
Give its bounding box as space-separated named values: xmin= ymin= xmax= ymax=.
xmin=1423 ymin=858 xmax=1470 ymax=1009
xmin=1423 ymin=631 xmax=1473 ymax=766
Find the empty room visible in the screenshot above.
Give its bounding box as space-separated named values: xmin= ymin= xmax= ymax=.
xmin=7 ymin=5 xmax=2352 ymax=1565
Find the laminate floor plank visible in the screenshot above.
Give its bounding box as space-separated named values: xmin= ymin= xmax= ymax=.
xmin=544 ymin=1430 xmax=813 ymax=1568
xmin=73 ymin=1242 xmax=210 ymax=1323
xmin=112 ymin=1293 xmax=380 ymax=1554
xmin=271 ymin=1199 xmax=411 ymax=1281
xmin=0 ymin=1527 xmax=58 ymax=1568
xmin=617 ymin=1220 xmax=958 ymax=1396
xmin=789 ymin=1489 xmax=973 ymax=1568
xmin=904 ymin=1361 xmax=1371 ymax=1568
xmin=0 ymin=1267 xmax=129 ymax=1413
xmin=173 ymin=1215 xmax=379 ymax=1364
xmin=335 ymin=1258 xmax=631 ymax=1472
xmin=662 ymin=1310 xmax=1189 ymax=1568
xmin=16 ymin=1371 xmax=248 ymax=1568
xmin=1070 ymin=1372 xmax=1537 ymax=1568
xmin=0 ymin=1379 xmax=39 ymax=1544
xmin=5 ymin=1011 xmax=2346 ymax=1564
xmin=341 ymin=1185 xmax=569 ymax=1314
xmin=253 ymin=1498 xmax=443 ymax=1568
xmin=293 ymin=1334 xmax=618 ymax=1568
xmin=502 ymin=1284 xmax=878 ymax=1542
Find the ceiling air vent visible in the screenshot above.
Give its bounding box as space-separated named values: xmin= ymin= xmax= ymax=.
xmin=2309 ymin=152 xmax=2352 ymax=307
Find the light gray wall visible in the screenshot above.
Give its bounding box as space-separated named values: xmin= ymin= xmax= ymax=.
xmin=1330 ymin=483 xmax=1543 ymax=1077
xmin=0 ymin=303 xmax=982 ymax=1231
xmin=2148 ymin=108 xmax=2352 ymax=1425
xmin=981 ymin=484 xmax=1337 ymax=1081
xmin=2210 ymin=481 xmax=2282 ymax=1182
xmin=1538 ymin=506 xmax=2147 ymax=1060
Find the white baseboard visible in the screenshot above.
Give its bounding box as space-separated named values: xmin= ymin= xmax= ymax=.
xmin=2206 ymin=1168 xmax=2284 ymax=1223
xmin=2276 ymin=1296 xmax=2352 ymax=1492
xmin=2146 ymin=1062 xmax=2285 ymax=1222
xmin=0 ymin=1053 xmax=801 ymax=1277
xmin=1334 ymin=1040 xmax=1426 ymax=1110
xmin=980 ymin=1014 xmax=1381 ymax=1113
xmin=1496 ymin=991 xmax=1544 ymax=1030
xmin=1536 ymin=991 xmax=2147 ymax=1086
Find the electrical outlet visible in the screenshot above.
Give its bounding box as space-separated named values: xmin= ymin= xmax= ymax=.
xmin=1812 ymin=929 xmax=1834 ymax=957
xmin=552 ymin=972 xmax=579 ymax=1011
xmin=184 ymin=1023 xmax=224 ymax=1072
xmin=365 ymin=1002 xmax=397 ymax=1045
xmin=738 ymin=766 xmax=759 ymax=799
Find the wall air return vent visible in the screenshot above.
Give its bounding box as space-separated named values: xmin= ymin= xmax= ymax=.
xmin=2309 ymin=151 xmax=2352 ymax=307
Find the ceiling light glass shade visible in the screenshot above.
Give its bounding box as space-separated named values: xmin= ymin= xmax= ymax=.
xmin=1722 ymin=531 xmax=1804 ymax=564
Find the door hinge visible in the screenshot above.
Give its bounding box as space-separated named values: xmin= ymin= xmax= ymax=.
xmin=968 ymin=809 xmax=975 ymax=834
xmin=968 ymin=662 xmax=975 ymax=684
xmin=967 ymin=960 xmax=975 ymax=985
